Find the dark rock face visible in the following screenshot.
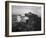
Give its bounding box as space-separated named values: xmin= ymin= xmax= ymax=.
xmin=12 ymin=13 xmax=41 ymax=32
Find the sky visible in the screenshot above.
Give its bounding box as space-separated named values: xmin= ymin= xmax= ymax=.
xmin=12 ymin=6 xmax=41 ymax=17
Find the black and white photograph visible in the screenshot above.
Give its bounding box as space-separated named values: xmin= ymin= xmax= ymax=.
xmin=5 ymin=1 xmax=45 ymax=37
xmin=12 ymin=5 xmax=41 ymax=32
